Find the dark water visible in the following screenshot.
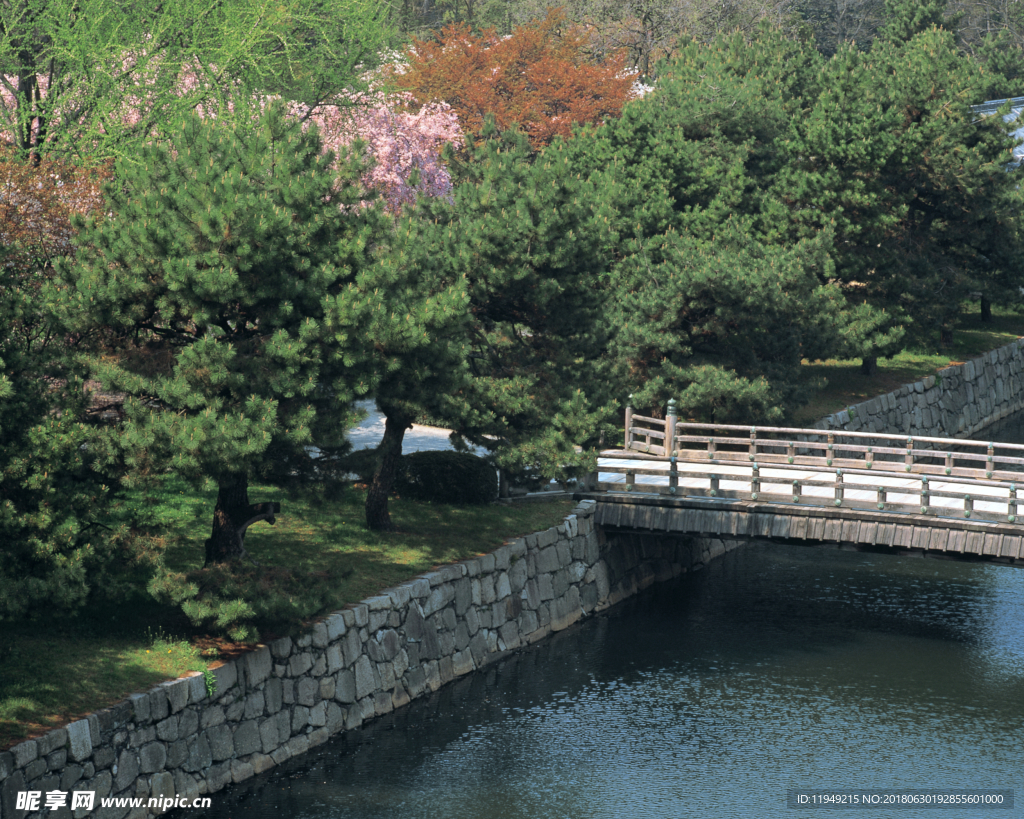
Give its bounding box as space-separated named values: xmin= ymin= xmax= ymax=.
xmin=197 ymin=542 xmax=1024 ymax=819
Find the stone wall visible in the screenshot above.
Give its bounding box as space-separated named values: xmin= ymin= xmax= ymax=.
xmin=812 ymin=338 xmax=1024 ymax=438
xmin=0 ymin=501 xmax=731 ymax=819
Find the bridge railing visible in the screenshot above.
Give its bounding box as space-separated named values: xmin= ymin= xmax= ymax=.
xmin=604 ymin=400 xmax=1024 ymax=523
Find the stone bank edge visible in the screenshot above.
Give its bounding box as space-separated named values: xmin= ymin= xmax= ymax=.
xmin=0 ymin=500 xmax=730 ymax=819
xmin=815 ymin=337 xmax=1024 ymax=438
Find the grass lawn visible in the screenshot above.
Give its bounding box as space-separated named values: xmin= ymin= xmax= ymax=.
xmin=0 ymin=481 xmax=574 ymax=751
xmin=788 ymin=305 xmax=1024 ymax=426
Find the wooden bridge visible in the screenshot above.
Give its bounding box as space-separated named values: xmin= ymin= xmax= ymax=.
xmin=578 ymin=400 xmax=1024 ymax=563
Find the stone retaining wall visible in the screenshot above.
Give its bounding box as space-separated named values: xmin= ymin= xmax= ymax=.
xmin=0 ymin=501 xmax=732 ymax=819
xmin=812 ymin=338 xmax=1024 ymax=438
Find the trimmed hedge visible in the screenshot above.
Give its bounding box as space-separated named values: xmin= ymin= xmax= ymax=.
xmin=396 ymin=450 xmax=498 ymax=505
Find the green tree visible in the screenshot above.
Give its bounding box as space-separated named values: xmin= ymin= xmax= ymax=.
xmin=389 ymin=125 xmax=614 ymax=496
xmin=0 ymin=0 xmax=392 ymax=163
xmin=0 ymin=242 xmax=135 ymax=618
xmin=56 ymin=103 xmax=389 ymax=565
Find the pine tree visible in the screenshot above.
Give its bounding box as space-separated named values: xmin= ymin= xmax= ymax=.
xmin=880 ymin=0 xmax=948 ymax=42
xmin=0 ymin=242 xmax=130 ymax=618
xmin=402 ymin=124 xmax=613 ymax=490
xmin=56 ymin=103 xmax=391 ymax=564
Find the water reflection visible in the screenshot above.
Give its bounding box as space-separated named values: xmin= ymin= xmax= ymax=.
xmin=197 ymin=544 xmax=1024 ymax=819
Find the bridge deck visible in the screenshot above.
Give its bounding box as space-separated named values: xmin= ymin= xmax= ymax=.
xmin=578 ymin=410 xmax=1024 ymax=562
xmin=597 ymin=456 xmax=1017 ymax=519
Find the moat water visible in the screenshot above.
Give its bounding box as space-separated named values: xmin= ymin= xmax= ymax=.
xmin=195 ymin=420 xmax=1024 ymax=819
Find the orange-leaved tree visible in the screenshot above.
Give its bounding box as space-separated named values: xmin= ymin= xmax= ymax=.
xmin=395 ymin=10 xmax=637 ymax=149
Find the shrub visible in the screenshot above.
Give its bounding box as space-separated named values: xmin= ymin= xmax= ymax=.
xmin=396 ymin=451 xmax=497 ymax=505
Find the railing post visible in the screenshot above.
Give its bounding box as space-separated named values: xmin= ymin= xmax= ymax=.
xmin=1010 ymin=483 xmax=1017 ymax=523
xmin=792 ymin=480 xmax=801 ymax=503
xmin=826 ymin=433 xmax=835 ymax=467
xmin=624 ymin=396 xmax=634 ymax=451
xmin=945 ymin=452 xmax=953 ymax=476
xmin=709 ymin=474 xmax=719 ymax=497
xmin=665 ymin=398 xmax=678 ymax=457
xmin=834 ymin=470 xmax=843 ymax=507
xmin=987 ymin=443 xmax=994 ymax=479
xmin=749 ymin=427 xmax=757 ymax=462
xmin=626 ymin=469 xmax=635 ymax=492
xmin=876 ymin=485 xmax=886 ymax=511
xmin=920 ymin=476 xmax=930 ymax=514
xmin=751 ymin=463 xmax=760 ymax=500
xmin=708 ymin=437 xmax=717 ymax=460
xmin=964 ymin=494 xmax=973 ymax=518
xmin=865 ymin=446 xmax=873 ymax=469
xmin=669 ymin=456 xmax=678 ymax=495
xmin=905 ymin=437 xmax=914 ymax=472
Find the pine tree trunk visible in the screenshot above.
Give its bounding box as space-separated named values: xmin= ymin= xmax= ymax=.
xmin=365 ymin=411 xmax=412 ymax=532
xmin=981 ymin=296 xmax=992 ymax=322
xmin=860 ymin=357 xmax=877 ymax=376
xmin=204 ymin=474 xmax=280 ymax=566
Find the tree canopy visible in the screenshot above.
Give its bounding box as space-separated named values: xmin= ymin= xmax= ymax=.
xmin=55 ymin=104 xmax=393 ymax=564
xmin=0 ymin=0 xmax=393 ymax=163
xmin=395 ymin=11 xmax=637 ymax=149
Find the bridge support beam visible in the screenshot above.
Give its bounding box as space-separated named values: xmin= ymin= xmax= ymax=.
xmin=582 ymin=493 xmax=1024 ymax=566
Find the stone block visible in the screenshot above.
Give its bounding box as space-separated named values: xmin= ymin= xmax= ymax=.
xmin=258 ymin=679 xmax=280 ymax=716
xmin=536 ymin=546 xmax=560 ymax=573
xmin=465 ymin=606 xmax=481 ymax=636
xmin=233 ymin=720 xmax=262 ymax=756
xmin=250 ymin=752 xmax=275 ymax=775
xmin=468 ymin=632 xmax=489 ymax=667
xmin=209 ymin=662 xmax=236 ymax=698
xmin=326 ymin=644 xmax=344 ymax=674
xmin=495 ymin=572 xmax=512 ymax=601
xmin=162 ymin=678 xmax=190 ymax=713
xmin=499 ymin=621 xmax=521 ymax=651
xmin=149 ymin=769 xmax=175 ymax=802
xmin=537 ymin=528 xmax=558 ymax=548
xmin=61 ymin=763 xmax=84 ymax=791
xmin=47 ymin=748 xmax=67 ymax=771
xmin=24 ymin=757 xmax=47 ymax=781
xmin=201 ymin=705 xmax=226 ymax=730
xmin=296 ymin=677 xmax=319 ymax=707
xmin=66 ymin=719 xmax=93 ymax=762
xmin=37 ymin=728 xmax=67 ymax=758
xmin=351 ymin=603 xmax=369 ymax=627
xmin=405 ymin=667 xmax=426 ymax=699
xmin=451 ymin=649 xmax=475 ymax=677
xmin=373 ymin=691 xmax=394 ymax=716
xmin=11 ymin=739 xmax=37 ymax=768
xmin=155 ymin=716 xmax=178 ymax=743
xmin=424 ymin=661 xmax=441 ymax=693
xmin=292 ymin=706 xmax=310 ymax=733
xmin=206 ymin=724 xmax=234 ymax=762
xmin=335 ymin=669 xmax=357 ymax=704
xmin=138 ymin=742 xmax=166 ymax=774
xmin=285 ymin=734 xmax=310 ymax=760
xmin=184 ymin=734 xmax=212 ymax=773
xmin=186 ymin=673 xmax=207 ymax=705
xmin=354 ymin=656 xmax=378 ymax=700
xmin=230 ymin=759 xmax=255 ymax=784
xmin=309 ymin=702 xmax=327 ymax=727
xmin=288 ymin=651 xmax=313 ymax=677
xmin=206 ymin=761 xmax=232 ymax=793
xmin=422 ymin=584 xmax=456 ymax=618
